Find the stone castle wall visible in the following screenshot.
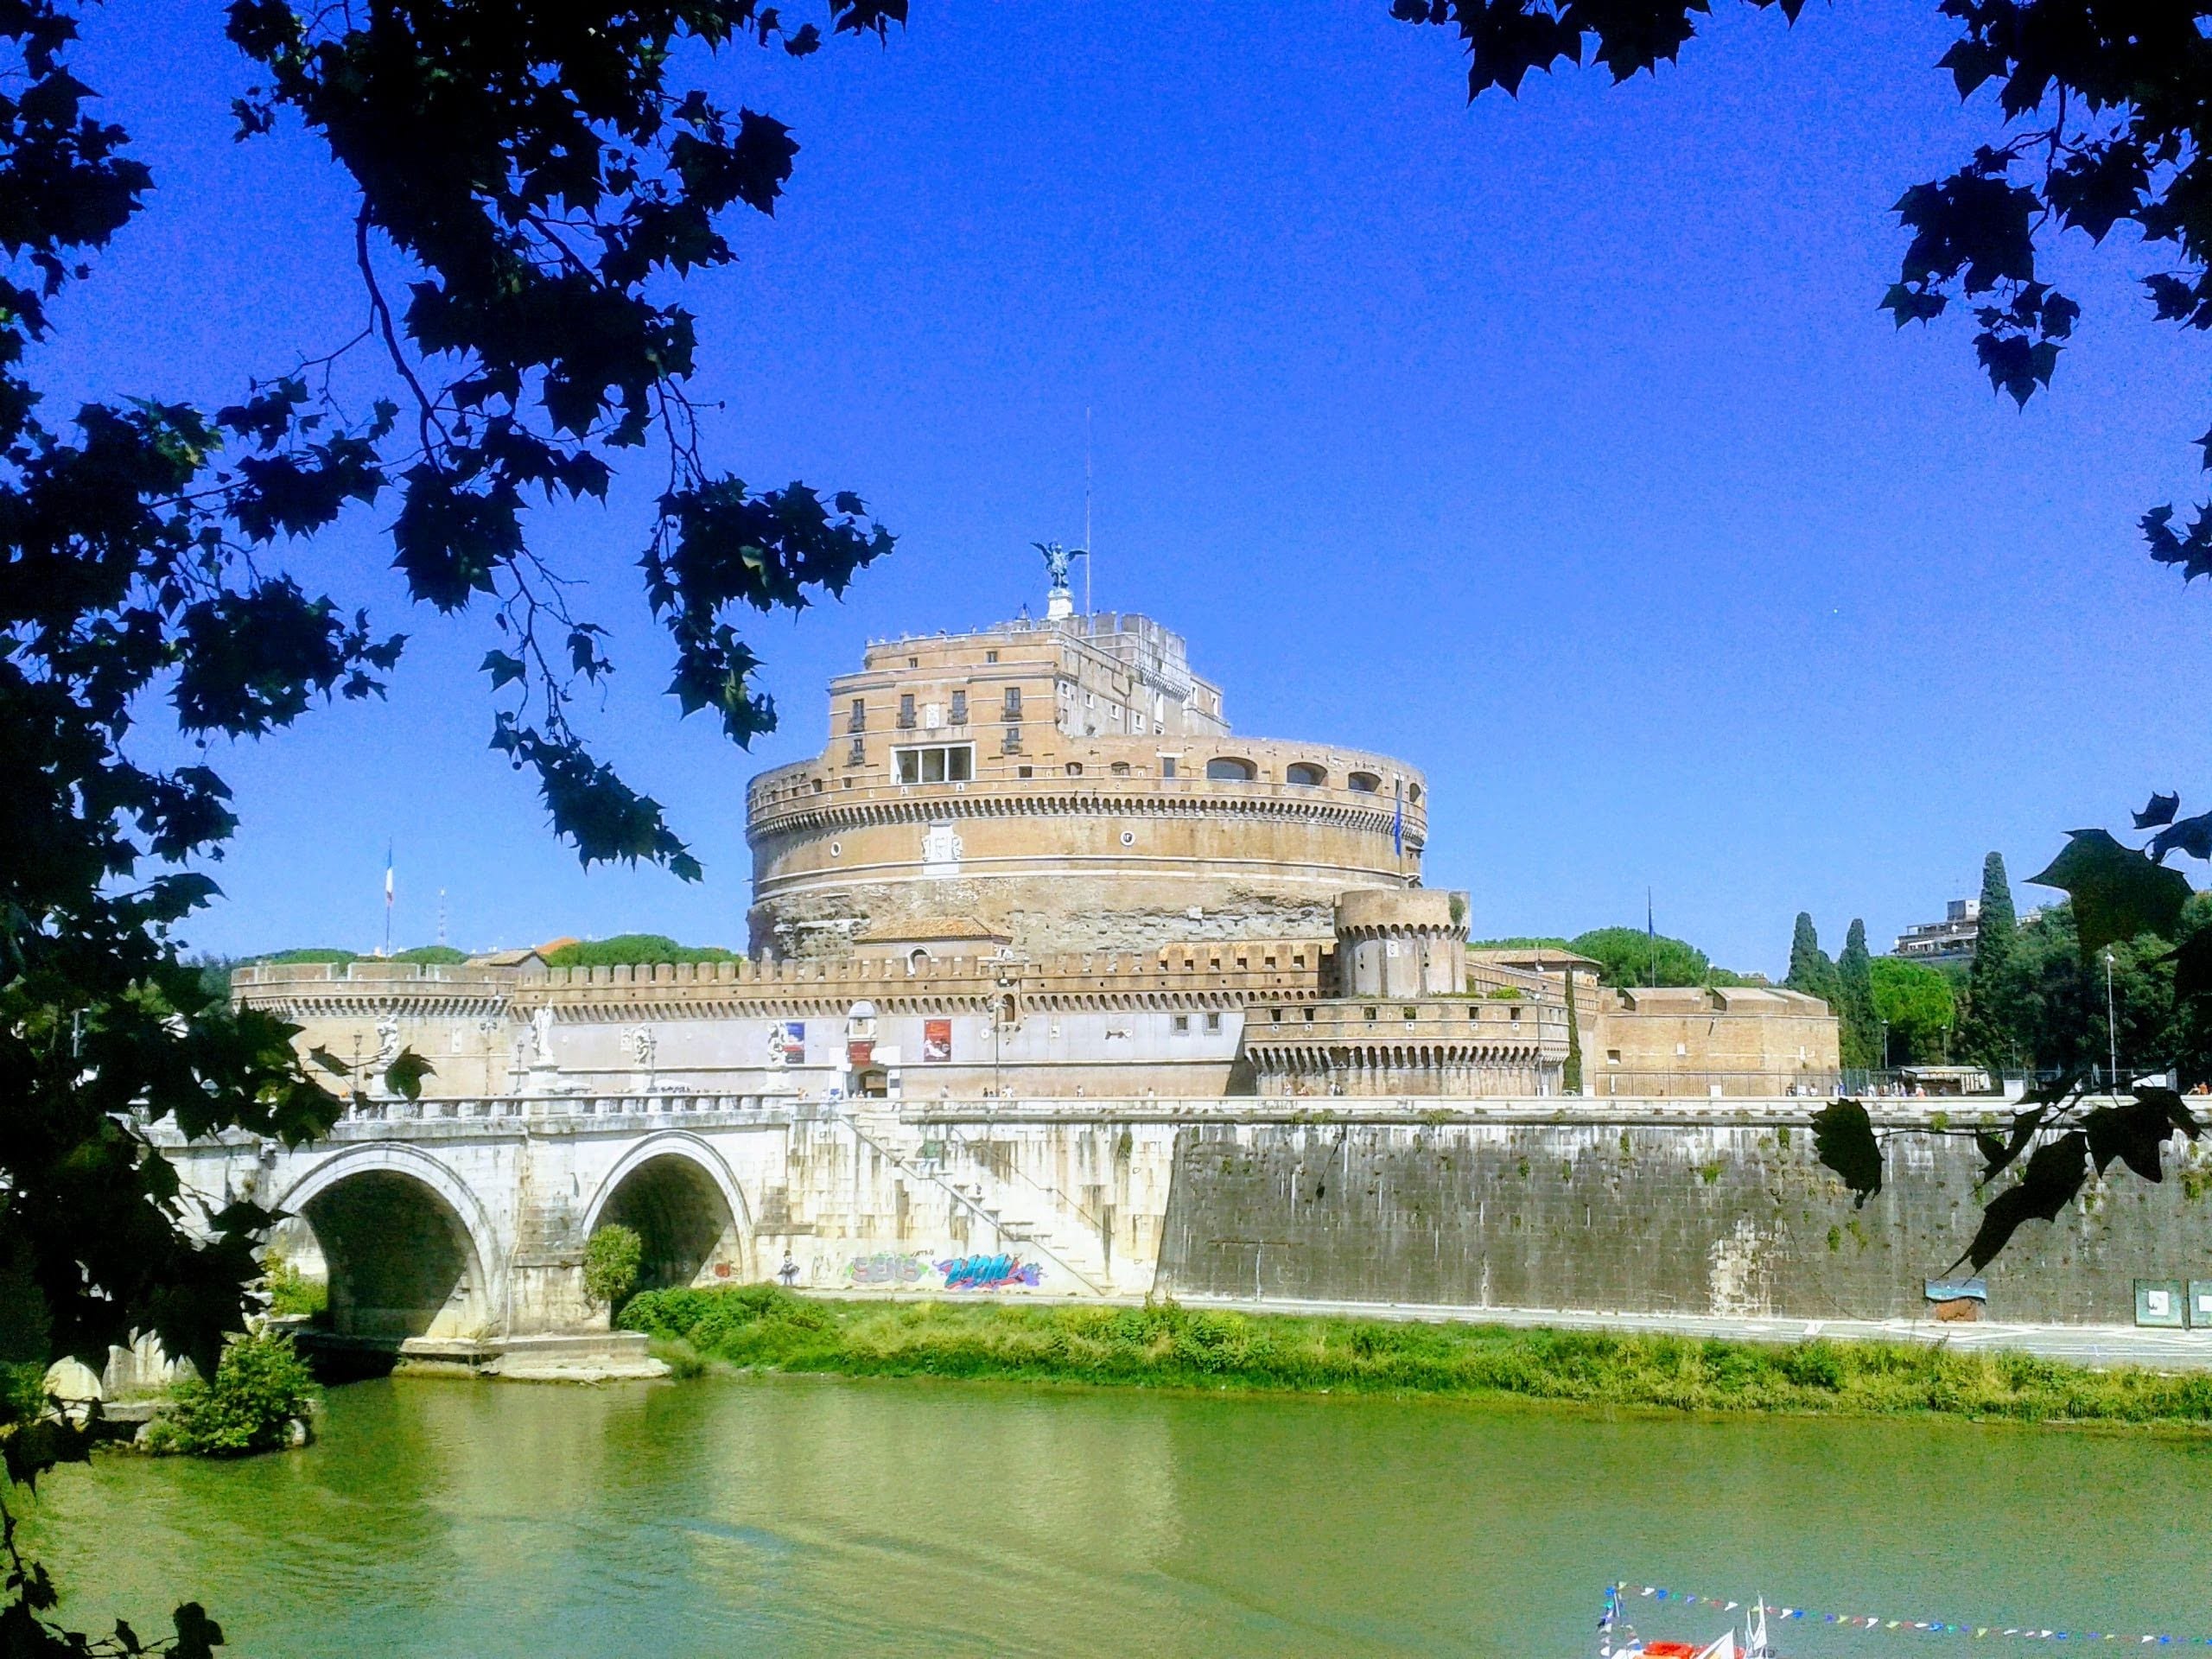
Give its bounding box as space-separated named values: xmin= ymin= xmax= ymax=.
xmin=1152 ymin=1115 xmax=2212 ymax=1325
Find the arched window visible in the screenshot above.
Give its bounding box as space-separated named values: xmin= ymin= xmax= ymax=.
xmin=1347 ymin=771 xmax=1381 ymax=793
xmin=1205 ymin=757 xmax=1255 ymax=782
xmin=1286 ymin=762 xmax=1326 ymax=786
xmin=1407 ymin=782 xmax=1423 ymax=805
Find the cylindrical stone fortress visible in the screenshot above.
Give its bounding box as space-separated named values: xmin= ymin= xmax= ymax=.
xmin=747 ymin=608 xmax=1428 ymax=957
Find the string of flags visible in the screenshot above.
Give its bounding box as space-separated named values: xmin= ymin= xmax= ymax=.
xmin=1614 ymin=1583 xmax=2207 ymax=1645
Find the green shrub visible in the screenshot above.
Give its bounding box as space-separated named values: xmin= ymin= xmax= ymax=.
xmin=584 ymin=1224 xmax=644 ymax=1309
xmin=263 ymin=1251 xmax=327 ymax=1320
xmin=149 ymin=1331 xmax=318 ymax=1456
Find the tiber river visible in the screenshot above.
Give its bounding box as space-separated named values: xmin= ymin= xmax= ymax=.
xmin=32 ymin=1376 xmax=2212 ymax=1657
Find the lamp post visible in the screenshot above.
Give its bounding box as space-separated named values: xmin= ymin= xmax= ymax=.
xmin=993 ymin=969 xmax=1014 ymax=1102
xmin=2104 ymin=948 xmax=2120 ymax=1090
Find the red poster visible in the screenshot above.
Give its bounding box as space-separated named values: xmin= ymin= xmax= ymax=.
xmin=922 ymin=1019 xmax=952 ymax=1063
xmin=846 ymin=1039 xmax=874 ymax=1068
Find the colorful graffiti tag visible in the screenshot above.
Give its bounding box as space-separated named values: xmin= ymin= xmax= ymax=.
xmin=935 ymin=1254 xmax=1043 ymax=1291
xmin=847 ymin=1252 xmax=931 ymax=1287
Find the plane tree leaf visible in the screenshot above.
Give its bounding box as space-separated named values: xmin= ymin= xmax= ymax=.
xmin=2028 ymin=830 xmax=2192 ymax=957
xmin=1812 ymin=1099 xmax=1883 ymax=1208
xmin=1959 ymin=1132 xmax=2091 ymax=1270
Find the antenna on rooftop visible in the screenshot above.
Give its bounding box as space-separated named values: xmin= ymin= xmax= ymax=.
xmin=437 ymin=887 xmax=448 ymax=949
xmin=1083 ymin=405 xmax=1093 ymax=620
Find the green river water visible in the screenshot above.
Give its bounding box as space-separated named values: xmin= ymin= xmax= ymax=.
xmin=29 ymin=1376 xmax=2212 ymax=1657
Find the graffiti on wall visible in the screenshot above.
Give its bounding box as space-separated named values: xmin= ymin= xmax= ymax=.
xmin=936 ymin=1254 xmax=1043 ymax=1291
xmin=847 ymin=1251 xmax=932 ymax=1287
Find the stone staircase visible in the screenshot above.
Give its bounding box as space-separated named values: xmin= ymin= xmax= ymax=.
xmin=842 ymin=1107 xmax=1114 ymax=1296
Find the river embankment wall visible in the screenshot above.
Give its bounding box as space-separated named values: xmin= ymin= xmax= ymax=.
xmin=1148 ymin=1112 xmax=2212 ymax=1325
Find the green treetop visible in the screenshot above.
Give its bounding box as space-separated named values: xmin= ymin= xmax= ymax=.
xmin=1834 ymin=919 xmax=1880 ymax=1071
xmin=1959 ymin=852 xmax=2021 ymax=1072
xmin=1784 ymin=912 xmax=1840 ymax=1009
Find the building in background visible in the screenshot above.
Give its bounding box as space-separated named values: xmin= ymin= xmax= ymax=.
xmin=1893 ymin=898 xmax=1980 ymax=963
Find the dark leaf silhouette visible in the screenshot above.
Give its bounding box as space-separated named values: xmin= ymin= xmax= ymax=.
xmin=1811 ymin=1099 xmax=1883 ymax=1207
xmin=1960 ymin=1132 xmax=2090 ymax=1270
xmin=2028 ymin=830 xmax=2192 ymax=957
xmin=2134 ymin=791 xmax=2181 ymax=830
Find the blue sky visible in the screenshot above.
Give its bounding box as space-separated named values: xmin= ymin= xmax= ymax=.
xmin=47 ymin=1 xmax=2212 ymax=976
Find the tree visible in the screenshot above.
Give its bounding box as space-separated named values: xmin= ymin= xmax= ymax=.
xmin=1783 ymin=912 xmax=1840 ymax=1010
xmin=1834 ymin=919 xmax=1879 ymax=1071
xmin=1397 ymin=0 xmax=2212 ymax=1265
xmin=3 ymin=1 xmax=905 ymax=1649
xmin=1393 ymin=0 xmax=2212 ymax=580
xmin=1867 ymin=959 xmax=1958 ymax=1065
xmin=1958 ymin=852 xmax=2020 ymax=1071
xmin=1561 ymin=968 xmax=1584 ymax=1095
xmin=1563 ymin=926 xmax=1745 ymax=988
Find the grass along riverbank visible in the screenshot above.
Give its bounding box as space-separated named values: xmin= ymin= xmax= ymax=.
xmin=615 ymin=1287 xmax=2212 ymax=1428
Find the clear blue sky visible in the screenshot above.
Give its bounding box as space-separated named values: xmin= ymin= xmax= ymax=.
xmin=46 ymin=1 xmax=2212 ymax=976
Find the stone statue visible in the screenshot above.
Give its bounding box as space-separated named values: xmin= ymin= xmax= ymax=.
xmin=1033 ymin=541 xmax=1084 ymax=622
xmin=530 ymin=1005 xmax=556 ymax=1069
xmin=1033 ymin=540 xmax=1077 ymax=589
xmin=373 ymin=1014 xmax=400 ymax=1069
xmin=625 ymin=1025 xmax=656 ymax=1069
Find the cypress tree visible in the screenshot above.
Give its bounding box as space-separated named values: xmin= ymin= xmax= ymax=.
xmin=1562 ymin=968 xmax=1584 ymax=1095
xmin=1960 ymin=851 xmax=2019 ymax=1072
xmin=1836 ymin=918 xmax=1879 ymax=1071
xmin=1785 ymin=912 xmax=1840 ymax=1008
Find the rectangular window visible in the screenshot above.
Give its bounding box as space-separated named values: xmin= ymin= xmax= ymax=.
xmin=1001 ymin=726 xmax=1022 ymax=755
xmin=1171 ymin=1014 xmax=1190 ymax=1035
xmin=848 ymin=697 xmax=866 ymax=733
xmin=897 ymin=693 xmax=917 ymax=729
xmin=894 ymin=744 xmax=974 ymax=784
xmin=1205 ymin=1012 xmax=1223 ymax=1033
xmin=986 ymin=650 xmax=999 ymax=664
xmin=847 ymin=738 xmax=864 ymax=766
xmin=1160 ymin=756 xmax=1177 ymax=779
xmin=950 ymin=690 xmax=968 ymax=724
xmin=1002 ymin=686 xmax=1022 ymax=720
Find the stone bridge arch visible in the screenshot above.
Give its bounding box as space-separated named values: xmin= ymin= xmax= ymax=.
xmin=582 ymin=1132 xmax=753 ymax=1294
xmin=275 ymin=1144 xmax=505 ymax=1341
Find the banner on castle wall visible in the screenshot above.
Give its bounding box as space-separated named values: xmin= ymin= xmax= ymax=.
xmin=773 ymin=1021 xmax=805 ymax=1065
xmin=923 ymin=1020 xmax=952 ymax=1063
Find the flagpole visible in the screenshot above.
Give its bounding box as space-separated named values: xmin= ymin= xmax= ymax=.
xmin=383 ymin=841 xmax=395 ymax=959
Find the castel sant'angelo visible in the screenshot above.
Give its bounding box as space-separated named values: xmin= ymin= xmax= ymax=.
xmin=235 ymin=556 xmax=1838 ymax=1102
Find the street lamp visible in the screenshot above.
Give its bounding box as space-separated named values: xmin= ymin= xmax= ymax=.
xmin=2104 ymin=948 xmax=2120 ymax=1090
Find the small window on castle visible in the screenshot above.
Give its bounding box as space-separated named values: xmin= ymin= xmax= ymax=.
xmin=1403 ymin=1007 xmax=1419 ymax=1020
xmin=1264 ymin=954 xmax=1277 ymax=969
xmin=1287 ymin=762 xmax=1326 ymax=786
xmin=1606 ymin=1049 xmax=1622 ymax=1065
xmin=1303 ymin=1007 xmax=1316 ymax=1022
xmin=1110 ymin=760 xmax=1129 ymax=775
xmin=906 ymin=657 xmax=918 ymax=668
xmin=1017 ymin=765 xmax=1033 ymax=779
xmin=1348 ymin=771 xmax=1381 ymax=793
xmin=897 ymin=693 xmax=917 ymax=729
xmin=950 ymin=690 xmax=968 ymax=724
xmin=1160 ymin=756 xmax=1178 ymax=779
xmin=1270 ymin=1009 xmax=1282 ymax=1024
xmin=1065 ymin=762 xmax=1083 ymax=777
xmin=849 ymin=697 xmax=866 ymax=733
xmin=847 ymin=738 xmax=864 ymax=766
xmin=1205 ymin=1012 xmax=1223 ymax=1033
xmin=1205 ymin=757 xmax=1255 ymax=781
xmin=986 ymin=650 xmax=999 ymax=664
xmin=1292 ymin=952 xmax=1306 ymax=968
xmin=1510 ymin=1006 xmax=1522 ymax=1021
xmin=1364 ymin=1007 xmax=1378 ymax=1020
xmin=1171 ymin=1014 xmax=1190 ymax=1035
xmin=1003 ymin=687 xmax=1022 ymax=719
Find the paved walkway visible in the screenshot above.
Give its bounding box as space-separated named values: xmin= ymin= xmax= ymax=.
xmin=812 ymin=1286 xmax=2212 ymax=1370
